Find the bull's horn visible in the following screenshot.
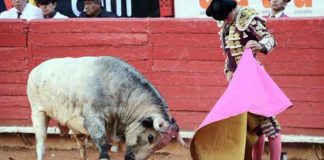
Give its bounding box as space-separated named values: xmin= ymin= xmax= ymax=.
xmin=153 ymin=117 xmax=169 ymax=132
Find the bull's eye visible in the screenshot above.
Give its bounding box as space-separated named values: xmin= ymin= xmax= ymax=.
xmin=148 ymin=134 xmax=154 ymax=143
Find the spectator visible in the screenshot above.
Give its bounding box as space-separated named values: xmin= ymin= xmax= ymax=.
xmin=79 ymin=0 xmax=116 ymax=18
xmin=36 ymin=0 xmax=68 ymax=19
xmin=206 ymin=0 xmax=281 ymax=160
xmin=269 ymin=0 xmax=291 ymax=18
xmin=0 ymin=0 xmax=43 ymax=20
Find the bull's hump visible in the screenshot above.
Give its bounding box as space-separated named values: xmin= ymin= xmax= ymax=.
xmin=39 ymin=56 xmax=120 ymax=70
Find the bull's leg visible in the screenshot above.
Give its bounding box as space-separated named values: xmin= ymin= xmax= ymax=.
xmin=110 ymin=121 xmax=122 ymax=153
xmin=66 ymin=116 xmax=89 ymax=135
xmin=31 ymin=110 xmax=50 ymax=160
xmin=67 ymin=116 xmax=91 ymax=160
xmin=83 ymin=114 xmax=110 ymax=160
xmin=74 ymin=134 xmax=88 ymax=160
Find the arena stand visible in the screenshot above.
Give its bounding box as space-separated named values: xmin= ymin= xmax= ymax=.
xmin=0 ymin=18 xmax=323 ymax=146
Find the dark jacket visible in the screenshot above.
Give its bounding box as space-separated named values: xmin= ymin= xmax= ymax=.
xmin=79 ymin=8 xmax=117 ymax=18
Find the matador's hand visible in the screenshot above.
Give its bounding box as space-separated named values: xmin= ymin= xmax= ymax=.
xmin=226 ymin=71 xmax=233 ymax=83
xmin=245 ymin=40 xmax=263 ymax=52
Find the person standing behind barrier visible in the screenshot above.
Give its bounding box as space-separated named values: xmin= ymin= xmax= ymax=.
xmin=206 ymin=0 xmax=282 ymax=160
xmin=78 ymin=0 xmax=116 ymax=18
xmin=36 ymin=0 xmax=68 ymax=19
xmin=268 ymin=0 xmax=291 ymax=18
xmin=0 ymin=0 xmax=43 ymax=20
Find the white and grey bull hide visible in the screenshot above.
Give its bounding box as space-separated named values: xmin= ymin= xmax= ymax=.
xmin=27 ymin=56 xmax=187 ymax=160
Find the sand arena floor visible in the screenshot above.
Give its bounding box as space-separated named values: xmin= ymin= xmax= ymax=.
xmin=0 ymin=133 xmax=191 ymax=160
xmin=0 ymin=133 xmax=323 ymax=160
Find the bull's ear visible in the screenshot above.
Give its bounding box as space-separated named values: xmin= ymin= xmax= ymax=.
xmin=141 ymin=117 xmax=154 ymax=128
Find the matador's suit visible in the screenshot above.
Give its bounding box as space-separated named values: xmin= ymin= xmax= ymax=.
xmin=190 ymin=0 xmax=286 ymax=159
xmin=219 ymin=7 xmax=282 ymax=160
xmin=221 ymin=7 xmax=280 ymax=140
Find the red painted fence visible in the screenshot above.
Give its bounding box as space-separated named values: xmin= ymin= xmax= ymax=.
xmin=0 ymin=18 xmax=323 ymax=136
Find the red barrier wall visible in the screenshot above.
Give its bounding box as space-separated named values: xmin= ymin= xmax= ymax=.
xmin=0 ymin=18 xmax=323 ymax=136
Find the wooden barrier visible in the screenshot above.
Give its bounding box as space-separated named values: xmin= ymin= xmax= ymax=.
xmin=0 ymin=18 xmax=323 ymax=136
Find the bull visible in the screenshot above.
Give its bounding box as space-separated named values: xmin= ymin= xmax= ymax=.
xmin=27 ymin=56 xmax=187 ymax=160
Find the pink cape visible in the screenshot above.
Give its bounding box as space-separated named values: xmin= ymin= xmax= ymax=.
xmin=199 ymin=48 xmax=292 ymax=129
xmin=190 ymin=48 xmax=293 ymax=160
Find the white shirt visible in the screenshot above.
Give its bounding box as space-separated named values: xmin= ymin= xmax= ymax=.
xmin=0 ymin=3 xmax=43 ymax=20
xmin=269 ymin=10 xmax=285 ymax=18
xmin=53 ymin=12 xmax=68 ymax=19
